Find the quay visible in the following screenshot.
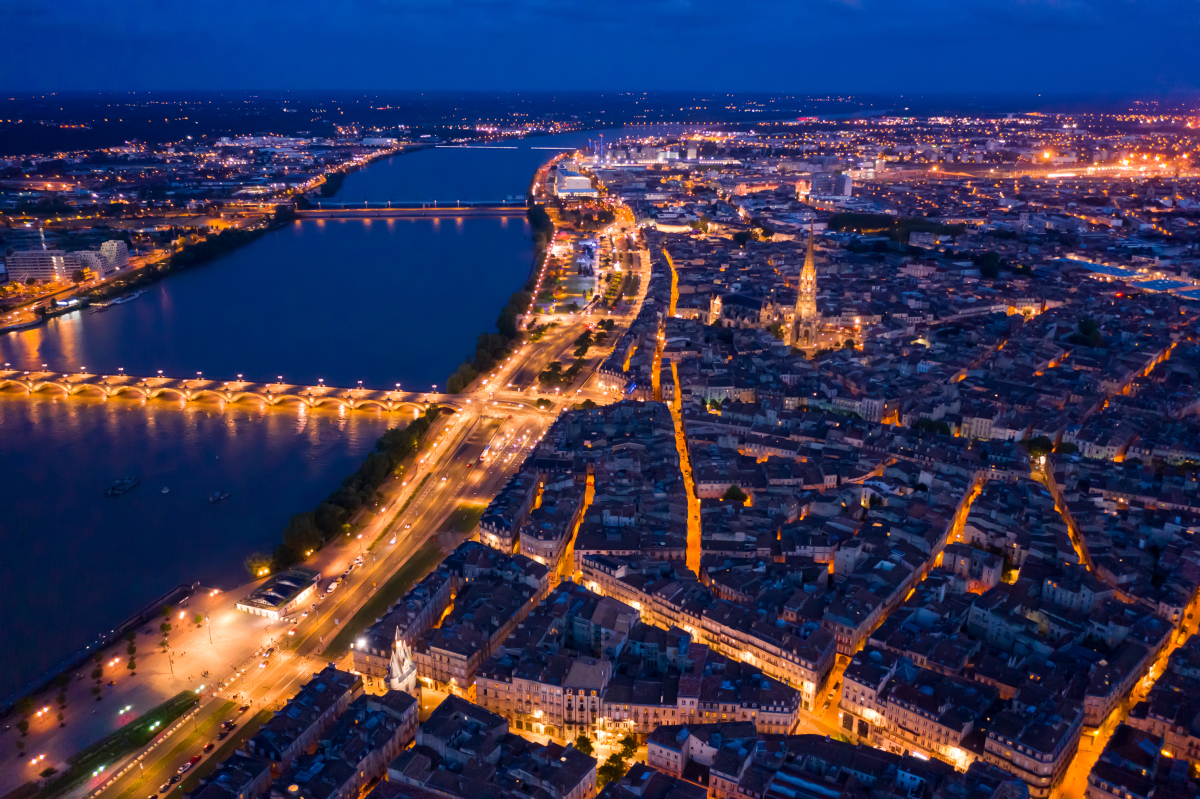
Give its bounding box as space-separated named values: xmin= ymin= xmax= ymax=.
xmin=0 ymin=369 xmax=452 ymax=412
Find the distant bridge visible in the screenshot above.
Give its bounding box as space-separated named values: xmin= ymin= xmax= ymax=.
xmin=0 ymin=370 xmax=453 ymax=413
xmin=304 ymin=199 xmax=526 ymax=210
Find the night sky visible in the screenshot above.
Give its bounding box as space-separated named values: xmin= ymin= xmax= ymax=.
xmin=2 ymin=0 xmax=1197 ymax=94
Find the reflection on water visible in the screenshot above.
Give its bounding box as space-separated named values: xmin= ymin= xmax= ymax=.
xmin=0 ymin=127 xmax=607 ymax=698
xmin=0 ymin=391 xmax=396 ymax=697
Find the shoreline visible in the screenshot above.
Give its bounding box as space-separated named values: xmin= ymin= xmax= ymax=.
xmin=0 ymin=144 xmax=428 ymax=338
xmin=0 ymin=131 xmax=575 ymax=717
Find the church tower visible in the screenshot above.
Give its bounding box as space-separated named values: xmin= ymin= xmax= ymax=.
xmin=792 ymin=223 xmax=819 ymax=347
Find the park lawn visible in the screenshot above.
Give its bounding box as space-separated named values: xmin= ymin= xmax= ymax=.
xmin=179 ymin=709 xmax=272 ymax=793
xmin=442 ymin=502 xmax=486 ymax=535
xmin=112 ymin=701 xmax=234 ymax=799
xmin=37 ymin=692 xmax=198 ymax=799
xmin=323 ymin=540 xmax=443 ymax=658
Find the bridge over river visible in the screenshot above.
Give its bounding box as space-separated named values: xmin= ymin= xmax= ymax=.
xmin=0 ymin=370 xmax=454 ymax=413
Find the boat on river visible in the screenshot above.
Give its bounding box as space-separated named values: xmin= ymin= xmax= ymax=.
xmin=104 ymin=477 xmax=139 ymax=496
xmin=110 ymin=289 xmax=147 ymax=306
xmin=207 ymin=491 xmax=231 ymax=504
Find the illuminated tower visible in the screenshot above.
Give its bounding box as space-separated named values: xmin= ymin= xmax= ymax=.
xmin=792 ymin=223 xmax=819 ymax=347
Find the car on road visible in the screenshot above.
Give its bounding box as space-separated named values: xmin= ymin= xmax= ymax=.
xmin=216 ymin=730 xmax=228 ymax=741
xmin=238 ymin=704 xmax=250 ymax=714
xmin=288 ymin=626 xmax=298 ymax=636
xmin=159 ymin=784 xmax=172 ymax=793
xmin=177 ymin=755 xmax=201 ymax=775
xmin=203 ymin=742 xmax=215 ymax=753
xmin=168 ymin=775 xmax=181 ymax=785
xmin=222 ymin=720 xmax=236 ymax=730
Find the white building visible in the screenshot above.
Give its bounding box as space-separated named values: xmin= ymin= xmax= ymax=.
xmin=66 ymin=251 xmax=110 ymax=277
xmin=100 ymin=240 xmax=130 ymax=272
xmin=6 ymin=250 xmax=67 ymax=282
xmin=554 ymin=169 xmax=598 ymax=198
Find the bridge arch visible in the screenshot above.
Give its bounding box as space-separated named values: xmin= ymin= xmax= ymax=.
xmin=109 ymin=385 xmax=149 ymax=400
xmin=351 ymin=398 xmax=391 ymax=411
xmin=31 ymin=381 xmax=69 ymax=396
xmin=266 ymin=393 xmax=313 ymax=407
xmin=189 ymin=389 xmax=234 ymax=404
xmin=311 ymin=396 xmax=350 ymax=410
xmin=69 ymin=384 xmax=110 ymax=398
xmin=0 ymin=378 xmax=33 ymax=394
xmin=228 ymin=391 xmax=269 ymax=406
xmin=149 ymin=387 xmax=188 ymax=401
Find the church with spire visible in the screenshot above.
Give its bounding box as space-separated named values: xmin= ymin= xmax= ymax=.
xmin=792 ymin=223 xmax=821 ymax=349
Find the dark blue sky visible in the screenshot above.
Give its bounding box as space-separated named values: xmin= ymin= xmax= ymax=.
xmin=3 ymin=0 xmax=1197 ymax=94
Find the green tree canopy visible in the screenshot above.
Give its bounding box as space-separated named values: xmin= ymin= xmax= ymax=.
xmin=722 ymin=485 xmax=748 ymax=503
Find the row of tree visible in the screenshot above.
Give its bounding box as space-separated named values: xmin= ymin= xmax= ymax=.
xmin=263 ymin=406 xmax=445 ymax=572
xmin=445 ymin=291 xmax=532 ymax=393
xmin=81 ymin=206 xmax=295 ymax=304
xmin=827 ymin=212 xmax=966 ymax=242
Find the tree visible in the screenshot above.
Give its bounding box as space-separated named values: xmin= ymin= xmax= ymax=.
xmin=1054 ymin=441 xmax=1079 ymax=455
xmin=91 ymin=665 xmax=102 ymax=681
xmin=127 ymin=658 xmax=136 ymax=672
xmin=41 ymin=766 xmax=58 ymax=778
xmin=56 ymin=712 xmax=64 ymax=727
xmin=722 ymin=485 xmax=748 ymax=503
xmin=1023 ymin=436 xmax=1054 ymax=459
xmin=732 ymin=231 xmax=751 ymax=247
xmin=71 ymin=269 xmax=86 ymax=283
xmin=619 ymin=735 xmax=637 ymax=759
xmin=573 ymin=734 xmax=594 ymax=756
xmin=244 ymin=553 xmax=271 ymax=579
xmin=597 ymin=755 xmax=628 ymax=787
xmin=56 ymin=692 xmax=66 ymax=707
xmin=194 ymin=613 xmax=203 ymax=626
xmin=1070 ymin=317 xmax=1103 ymax=348
xmin=16 ymin=697 xmax=34 ymax=715
xmin=127 ymin=642 xmax=136 ymax=656
xmin=17 ymin=719 xmax=29 ymax=735
xmin=162 ymin=605 xmax=173 ymax=618
xmin=912 ymin=418 xmax=952 ymax=436
xmin=91 ymin=685 xmax=101 ymax=698
xmin=160 ymin=621 xmax=172 ymax=635
xmin=976 ymin=251 xmax=1002 ymax=279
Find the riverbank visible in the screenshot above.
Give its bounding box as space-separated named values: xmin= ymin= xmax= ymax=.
xmin=0 ymin=127 xmax=592 ymax=705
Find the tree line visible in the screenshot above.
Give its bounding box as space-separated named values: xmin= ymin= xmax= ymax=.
xmin=445 ymin=291 xmax=532 ymax=393
xmin=260 ymin=406 xmax=446 ymax=572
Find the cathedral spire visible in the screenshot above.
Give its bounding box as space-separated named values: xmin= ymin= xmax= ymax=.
xmin=792 ymin=220 xmax=819 ymax=347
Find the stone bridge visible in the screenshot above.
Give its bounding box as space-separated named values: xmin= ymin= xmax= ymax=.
xmin=0 ymin=370 xmax=455 ymax=413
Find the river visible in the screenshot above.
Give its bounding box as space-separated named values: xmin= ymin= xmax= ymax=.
xmin=0 ymin=128 xmax=602 ymax=699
